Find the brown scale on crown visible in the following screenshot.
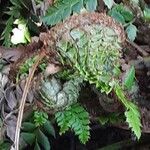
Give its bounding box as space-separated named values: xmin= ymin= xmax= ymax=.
xmin=40 ymin=12 xmax=126 ymax=49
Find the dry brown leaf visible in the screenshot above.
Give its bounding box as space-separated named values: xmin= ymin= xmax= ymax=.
xmin=44 ymin=63 xmax=61 ymax=76
xmin=6 ymin=115 xmax=17 ymax=142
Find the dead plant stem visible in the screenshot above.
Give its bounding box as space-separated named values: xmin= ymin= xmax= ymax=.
xmin=12 ymin=51 xmax=45 ymax=150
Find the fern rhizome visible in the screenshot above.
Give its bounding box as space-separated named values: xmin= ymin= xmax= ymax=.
xmin=39 ymin=12 xmax=141 ymax=144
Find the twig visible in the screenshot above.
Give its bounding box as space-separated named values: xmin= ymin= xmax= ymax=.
xmin=126 ymin=39 xmax=149 ymax=57
xmin=11 ymin=50 xmax=45 ymax=150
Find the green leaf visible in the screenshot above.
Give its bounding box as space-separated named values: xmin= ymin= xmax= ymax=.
xmin=43 ymin=121 xmax=56 ymax=138
xmin=21 ymin=132 xmax=36 ymax=145
xmin=124 ymin=66 xmax=135 ymax=90
xmin=120 ymin=9 xmax=134 ymax=22
xmin=22 ymin=122 xmax=36 ymax=132
xmin=109 ymin=4 xmax=134 ymax=23
xmin=110 ymin=11 xmax=125 ymax=24
xmin=42 ymin=0 xmax=82 ymax=25
xmin=126 ymin=24 xmax=137 ymax=41
xmin=103 ymin=0 xmax=114 ymax=9
xmin=1 ymin=16 xmax=14 ymax=47
xmin=72 ymin=0 xmax=83 ymax=12
xmin=85 ymin=0 xmax=98 ymax=11
xmin=27 ymin=19 xmax=40 ymax=34
xmin=36 ymin=129 xmax=51 ymax=150
xmin=125 ymin=108 xmax=141 ymax=139
xmin=115 ymin=84 xmax=141 ymax=140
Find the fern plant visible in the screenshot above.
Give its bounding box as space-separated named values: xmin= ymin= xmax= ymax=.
xmin=55 ymin=103 xmax=90 ymax=144
xmin=42 ymin=12 xmax=141 ymax=139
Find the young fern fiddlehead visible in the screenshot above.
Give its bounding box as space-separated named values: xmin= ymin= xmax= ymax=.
xmin=40 ymin=77 xmax=90 ymax=144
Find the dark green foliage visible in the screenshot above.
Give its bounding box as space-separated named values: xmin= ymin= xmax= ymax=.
xmin=43 ymin=121 xmax=56 ymax=138
xmin=108 ymin=4 xmax=137 ymax=41
xmin=42 ymin=0 xmax=97 ymax=25
xmin=21 ymin=122 xmax=36 ymax=132
xmin=19 ymin=57 xmax=37 ymax=76
xmin=0 ymin=141 xmax=11 ymax=150
xmin=1 ymin=0 xmax=26 ymax=46
xmin=21 ymin=111 xmax=55 ymax=150
xmin=108 ymin=4 xmax=134 ymax=24
xmin=1 ymin=16 xmax=14 ymax=47
xmin=55 ymin=103 xmax=90 ymax=144
xmin=36 ymin=129 xmax=51 ymax=150
xmin=1 ymin=0 xmax=39 ymax=47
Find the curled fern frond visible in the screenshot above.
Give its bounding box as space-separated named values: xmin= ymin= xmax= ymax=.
xmin=40 ymin=12 xmax=141 ymax=139
xmin=55 ymin=103 xmax=90 ymax=144
xmin=40 ymin=77 xmax=83 ymax=110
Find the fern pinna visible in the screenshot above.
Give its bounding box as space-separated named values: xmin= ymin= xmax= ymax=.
xmin=55 ymin=103 xmax=90 ymax=144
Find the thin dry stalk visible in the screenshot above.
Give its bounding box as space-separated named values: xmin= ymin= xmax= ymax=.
xmin=11 ymin=51 xmax=45 ymax=150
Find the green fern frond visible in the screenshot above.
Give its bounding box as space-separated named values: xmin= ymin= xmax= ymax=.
xmin=55 ymin=103 xmax=90 ymax=144
xmin=115 ymin=84 xmax=142 ymax=139
xmin=1 ymin=16 xmax=14 ymax=47
xmin=42 ymin=0 xmax=98 ymax=25
xmin=125 ymin=107 xmax=141 ymax=139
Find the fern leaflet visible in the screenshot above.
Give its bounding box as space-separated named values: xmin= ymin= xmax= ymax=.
xmin=55 ymin=103 xmax=90 ymax=144
xmin=115 ymin=84 xmax=141 ymax=139
xmin=125 ymin=107 xmax=141 ymax=139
